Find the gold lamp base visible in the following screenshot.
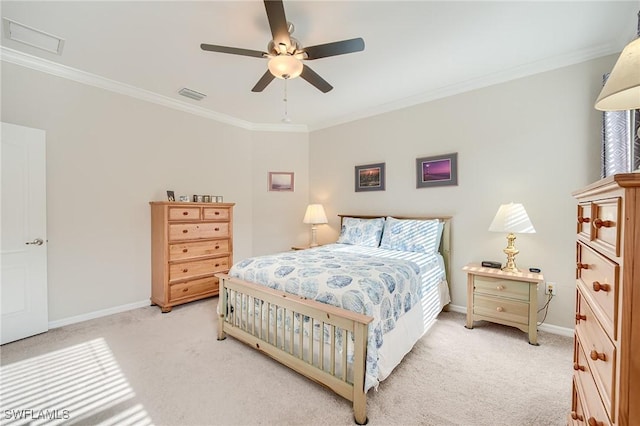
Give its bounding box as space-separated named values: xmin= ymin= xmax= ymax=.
xmin=501 ymin=232 xmax=520 ymax=273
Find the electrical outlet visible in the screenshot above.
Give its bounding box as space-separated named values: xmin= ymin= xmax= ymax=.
xmin=545 ymin=282 xmax=557 ymax=295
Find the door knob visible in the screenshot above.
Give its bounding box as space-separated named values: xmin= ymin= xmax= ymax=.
xmin=25 ymin=238 xmax=44 ymax=246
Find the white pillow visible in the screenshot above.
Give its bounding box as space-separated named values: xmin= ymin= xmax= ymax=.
xmin=336 ymin=217 xmax=385 ymax=247
xmin=379 ymin=217 xmax=444 ymax=254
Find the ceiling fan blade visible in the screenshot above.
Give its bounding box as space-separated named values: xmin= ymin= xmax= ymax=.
xmin=201 ymin=43 xmax=266 ymax=58
xmin=252 ymin=70 xmax=276 ymax=92
xmin=264 ymin=0 xmax=291 ymax=48
xmin=303 ymin=38 xmax=365 ymax=60
xmin=300 ymin=65 xmax=333 ymax=93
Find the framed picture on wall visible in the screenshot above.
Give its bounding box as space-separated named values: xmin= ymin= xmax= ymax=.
xmin=355 ymin=162 xmax=385 ymax=192
xmin=268 ymin=172 xmax=294 ymax=192
xmin=416 ymin=153 xmax=458 ymax=188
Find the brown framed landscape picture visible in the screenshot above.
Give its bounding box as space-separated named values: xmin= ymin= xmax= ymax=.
xmin=355 ymin=162 xmax=385 ymax=192
xmin=268 ymin=172 xmax=294 ymax=192
xmin=416 ymin=153 xmax=458 ymax=188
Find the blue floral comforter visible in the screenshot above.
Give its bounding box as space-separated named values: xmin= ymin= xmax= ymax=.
xmin=228 ymin=245 xmax=422 ymax=391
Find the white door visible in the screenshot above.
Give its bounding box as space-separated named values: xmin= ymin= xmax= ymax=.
xmin=1 ymin=122 xmax=48 ymax=344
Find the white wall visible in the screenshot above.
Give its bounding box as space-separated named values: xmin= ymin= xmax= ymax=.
xmin=308 ymin=55 xmax=616 ymax=329
xmin=1 ymin=62 xmax=309 ymax=323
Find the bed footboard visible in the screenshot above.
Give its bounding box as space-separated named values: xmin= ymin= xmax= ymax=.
xmin=216 ymin=273 xmax=373 ymax=425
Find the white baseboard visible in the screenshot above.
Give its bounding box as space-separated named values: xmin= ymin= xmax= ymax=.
xmin=48 ymin=299 xmax=151 ymax=329
xmin=445 ymin=303 xmax=574 ymax=338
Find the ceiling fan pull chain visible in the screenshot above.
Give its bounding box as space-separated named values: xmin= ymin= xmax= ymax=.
xmin=282 ymin=79 xmax=291 ymax=123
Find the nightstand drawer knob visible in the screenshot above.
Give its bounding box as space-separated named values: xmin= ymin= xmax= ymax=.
xmin=496 ymin=306 xmax=504 ymax=312
xmin=575 ymin=313 xmax=586 ymax=321
xmin=592 ymin=281 xmax=610 ymax=292
xmin=588 ymin=417 xmax=604 ymax=426
xmin=590 ymin=350 xmax=606 ymax=362
xmin=496 ymin=285 xmax=504 ymax=291
xmin=573 ymin=362 xmax=585 ymax=371
xmin=571 ymin=411 xmax=583 ymax=421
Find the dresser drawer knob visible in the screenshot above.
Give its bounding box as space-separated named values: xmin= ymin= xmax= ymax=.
xmin=575 ymin=313 xmax=586 ymax=321
xmin=496 ymin=306 xmax=504 ymax=312
xmin=182 ymin=229 xmax=188 ymax=234
xmin=182 ymin=268 xmax=188 ymax=273
xmin=587 ymin=417 xmax=604 ymax=426
xmin=571 ymin=411 xmax=584 ymax=421
xmin=577 ymin=216 xmax=590 ymax=224
xmin=215 ymin=211 xmax=220 ymax=215
xmin=577 ymin=262 xmax=589 ymax=270
xmin=182 ymin=211 xmax=188 ymax=216
xmin=183 ymin=287 xmax=189 ymax=293
xmin=215 ymin=245 xmax=220 ymax=249
xmin=214 ymin=227 xmax=220 ymax=231
xmin=573 ymin=362 xmax=585 ymax=371
xmin=592 ymin=218 xmax=613 ymax=229
xmin=215 ymin=263 xmax=220 ymax=267
xmin=182 ymin=248 xmax=188 ymax=253
xmin=592 ymin=281 xmax=610 ymax=292
xmin=590 ymin=350 xmax=606 ymax=362
xmin=496 ymin=285 xmax=504 ymax=291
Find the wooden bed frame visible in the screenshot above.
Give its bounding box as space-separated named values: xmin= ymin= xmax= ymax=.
xmin=216 ymin=215 xmax=451 ymax=424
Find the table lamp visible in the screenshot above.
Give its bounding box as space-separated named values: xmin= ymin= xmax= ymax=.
xmin=303 ymin=204 xmax=328 ymax=247
xmin=488 ymin=203 xmax=536 ymax=273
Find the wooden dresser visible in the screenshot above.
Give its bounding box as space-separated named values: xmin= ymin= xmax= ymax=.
xmin=571 ymin=173 xmax=639 ymax=426
xmin=150 ymin=201 xmax=234 ymax=312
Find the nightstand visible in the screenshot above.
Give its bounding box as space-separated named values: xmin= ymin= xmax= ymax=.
xmin=463 ymin=263 xmax=544 ymax=345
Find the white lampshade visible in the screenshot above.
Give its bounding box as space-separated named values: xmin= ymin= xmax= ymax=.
xmin=303 ymin=204 xmax=328 ymax=225
xmin=268 ymin=55 xmax=303 ymax=80
xmin=595 ymin=37 xmax=640 ymax=111
xmin=488 ymin=203 xmax=535 ymax=234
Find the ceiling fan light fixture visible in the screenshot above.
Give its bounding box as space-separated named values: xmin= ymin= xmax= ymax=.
xmin=268 ymin=55 xmax=303 ymax=80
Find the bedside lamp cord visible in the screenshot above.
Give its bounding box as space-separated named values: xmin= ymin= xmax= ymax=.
xmin=537 ymin=293 xmax=554 ymax=326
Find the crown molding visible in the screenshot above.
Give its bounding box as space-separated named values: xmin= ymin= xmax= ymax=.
xmin=308 ymin=42 xmax=621 ymax=131
xmin=0 ymin=47 xmax=308 ymax=133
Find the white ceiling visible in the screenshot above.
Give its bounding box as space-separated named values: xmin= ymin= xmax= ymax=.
xmin=1 ymin=1 xmax=638 ymax=131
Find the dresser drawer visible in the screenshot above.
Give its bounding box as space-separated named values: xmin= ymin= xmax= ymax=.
xmin=169 ymin=276 xmax=219 ymax=302
xmin=169 ymin=256 xmax=231 ymax=282
xmin=203 ymin=207 xmax=230 ymax=221
xmin=168 ymin=207 xmax=201 ymax=221
xmin=168 ymin=222 xmax=230 ymax=241
xmin=575 ymin=289 xmax=616 ymax=420
xmin=473 ymin=294 xmax=528 ymax=325
xmin=571 ymin=375 xmax=611 ymax=426
xmin=576 ymin=203 xmax=592 ymax=241
xmin=473 ymin=276 xmax=530 ymax=301
xmin=576 ymin=242 xmax=619 ymax=339
xmin=589 ymin=197 xmax=621 ymax=258
xmin=169 ymin=239 xmax=230 ymax=261
xmin=573 ymin=336 xmax=613 ymax=425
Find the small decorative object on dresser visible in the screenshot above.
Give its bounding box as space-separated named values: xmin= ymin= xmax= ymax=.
xmin=463 ymin=263 xmax=544 ymax=345
xmin=570 ymin=173 xmax=639 ymax=425
xmin=149 ymin=201 xmax=234 ymax=312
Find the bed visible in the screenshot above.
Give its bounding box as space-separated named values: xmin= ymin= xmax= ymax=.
xmin=216 ymin=215 xmax=451 ymax=424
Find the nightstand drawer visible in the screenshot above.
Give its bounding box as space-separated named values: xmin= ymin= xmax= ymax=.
xmin=473 ymin=276 xmax=530 ymax=301
xmin=473 ymin=294 xmax=528 ymax=325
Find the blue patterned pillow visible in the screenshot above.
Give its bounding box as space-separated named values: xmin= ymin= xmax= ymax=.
xmin=336 ymin=217 xmax=385 ymax=247
xmin=379 ymin=217 xmax=444 ymax=254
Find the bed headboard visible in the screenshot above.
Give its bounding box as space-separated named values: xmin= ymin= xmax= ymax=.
xmin=337 ymin=214 xmax=452 ymax=287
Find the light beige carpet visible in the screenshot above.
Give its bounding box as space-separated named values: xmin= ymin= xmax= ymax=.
xmin=0 ymin=298 xmax=572 ymax=426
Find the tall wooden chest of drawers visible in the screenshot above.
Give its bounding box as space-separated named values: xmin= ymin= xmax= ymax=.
xmin=571 ymin=173 xmax=639 ymax=426
xmin=150 ymin=201 xmax=234 ymax=313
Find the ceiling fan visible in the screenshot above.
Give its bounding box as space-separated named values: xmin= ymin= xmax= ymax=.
xmin=200 ymin=0 xmax=365 ymax=93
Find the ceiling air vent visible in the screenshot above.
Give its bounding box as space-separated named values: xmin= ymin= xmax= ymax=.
xmin=2 ymin=18 xmax=65 ymax=55
xmin=178 ymin=87 xmax=206 ymax=101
